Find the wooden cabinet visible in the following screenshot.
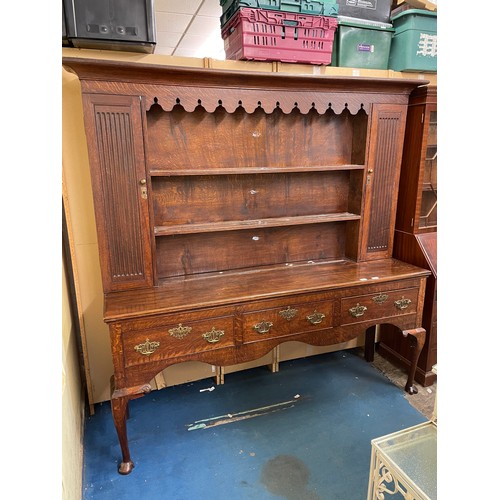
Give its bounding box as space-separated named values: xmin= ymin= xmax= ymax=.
xmin=394 ymin=86 xmax=437 ymax=235
xmin=63 ymin=57 xmax=431 ymax=474
xmin=378 ymin=86 xmax=437 ymax=386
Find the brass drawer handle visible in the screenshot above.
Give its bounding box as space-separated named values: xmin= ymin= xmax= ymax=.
xmin=279 ymin=306 xmax=298 ymax=321
xmin=306 ymin=310 xmax=326 ymax=325
xmin=134 ymin=338 xmax=160 ymax=356
xmin=202 ymin=327 xmax=225 ymax=343
xmin=372 ymin=293 xmax=389 ymax=305
xmin=394 ymin=297 xmax=412 ymax=310
xmin=168 ymin=323 xmax=192 ymax=339
xmin=349 ymin=303 xmax=367 ymax=318
xmin=253 ymin=321 xmax=273 ymax=334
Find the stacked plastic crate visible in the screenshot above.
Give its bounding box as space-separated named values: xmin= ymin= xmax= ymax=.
xmin=330 ymin=0 xmax=395 ymax=70
xmin=330 ymin=1 xmax=437 ymax=72
xmin=388 ymin=8 xmax=437 ymax=72
xmin=220 ymin=0 xmax=340 ymax=65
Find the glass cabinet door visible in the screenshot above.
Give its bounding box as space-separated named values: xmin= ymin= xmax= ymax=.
xmin=418 ymin=108 xmax=437 ymax=229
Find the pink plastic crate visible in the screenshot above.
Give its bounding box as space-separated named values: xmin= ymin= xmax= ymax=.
xmin=222 ymin=7 xmax=338 ymax=65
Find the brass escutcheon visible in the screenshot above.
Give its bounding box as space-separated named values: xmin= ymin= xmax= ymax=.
xmin=349 ymin=303 xmax=367 ymax=318
xmin=279 ymin=306 xmax=298 ymax=321
xmin=253 ymin=321 xmax=273 ymax=334
xmin=306 ymin=310 xmax=326 ymax=325
xmin=168 ymin=323 xmax=192 ymax=339
xmin=139 ymin=178 xmax=148 ymax=199
xmin=202 ymin=327 xmax=225 ymax=343
xmin=134 ymin=338 xmax=160 ymax=356
xmin=394 ymin=297 xmax=412 ymax=310
xmin=372 ymin=293 xmax=389 ymax=305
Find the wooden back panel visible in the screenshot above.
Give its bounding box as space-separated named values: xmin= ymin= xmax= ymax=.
xmin=146 ymin=104 xmax=366 ymax=171
xmin=152 ymin=171 xmax=351 ymax=227
xmin=147 ymin=103 xmax=368 ymax=280
xmin=156 ymin=223 xmax=346 ymax=279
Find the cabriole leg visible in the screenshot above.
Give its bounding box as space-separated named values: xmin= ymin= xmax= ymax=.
xmin=111 ymin=395 xmax=134 ymax=475
xmin=402 ymin=327 xmax=426 ymax=395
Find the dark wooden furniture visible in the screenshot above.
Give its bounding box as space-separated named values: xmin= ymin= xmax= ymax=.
xmin=378 ymin=86 xmax=437 ymax=386
xmin=63 ymin=57 xmax=430 ymax=474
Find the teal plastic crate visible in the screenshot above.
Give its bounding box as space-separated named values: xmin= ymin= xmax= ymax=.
xmin=331 ymin=16 xmax=394 ymax=70
xmin=388 ymin=9 xmax=437 ymax=72
xmin=220 ymin=0 xmax=339 ymax=27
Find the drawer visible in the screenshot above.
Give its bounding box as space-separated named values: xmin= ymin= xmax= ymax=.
xmin=340 ymin=288 xmax=419 ymax=326
xmin=122 ymin=316 xmax=234 ymax=368
xmin=243 ymin=301 xmax=333 ymax=342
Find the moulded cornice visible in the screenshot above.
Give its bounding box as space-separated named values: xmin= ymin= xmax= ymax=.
xmin=63 ymin=57 xmax=428 ymax=116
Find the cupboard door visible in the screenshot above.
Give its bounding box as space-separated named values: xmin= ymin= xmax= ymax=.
xmin=82 ymin=94 xmax=153 ymax=292
xmin=361 ymin=104 xmax=408 ymax=260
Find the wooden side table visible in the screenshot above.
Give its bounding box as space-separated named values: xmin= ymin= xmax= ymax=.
xmin=367 ymin=421 xmax=437 ymax=499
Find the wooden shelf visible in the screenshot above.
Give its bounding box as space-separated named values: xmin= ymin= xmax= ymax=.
xmin=154 ymin=212 xmax=361 ymax=236
xmin=149 ymin=165 xmax=366 ymax=176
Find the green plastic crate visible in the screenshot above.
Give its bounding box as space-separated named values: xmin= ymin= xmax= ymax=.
xmin=220 ymin=0 xmax=339 ymax=27
xmin=388 ymin=9 xmax=437 ymax=72
xmin=331 ymin=17 xmax=394 ymax=70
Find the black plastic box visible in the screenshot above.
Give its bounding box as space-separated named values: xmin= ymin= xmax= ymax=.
xmin=337 ymin=0 xmax=392 ymax=24
xmin=63 ymin=0 xmax=156 ymax=53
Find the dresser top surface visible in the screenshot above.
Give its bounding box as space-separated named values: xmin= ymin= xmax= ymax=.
xmin=104 ymin=258 xmax=430 ymax=321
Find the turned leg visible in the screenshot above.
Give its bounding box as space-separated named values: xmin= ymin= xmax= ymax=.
xmin=402 ymin=327 xmax=426 ymax=395
xmin=111 ymin=395 xmax=134 ymax=475
xmin=364 ymin=325 xmax=376 ymax=362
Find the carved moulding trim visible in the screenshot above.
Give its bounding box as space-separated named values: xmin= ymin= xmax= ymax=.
xmin=144 ymin=87 xmax=368 ymax=116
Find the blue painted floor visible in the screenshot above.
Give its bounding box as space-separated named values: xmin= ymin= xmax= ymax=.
xmin=83 ymin=350 xmax=426 ymax=499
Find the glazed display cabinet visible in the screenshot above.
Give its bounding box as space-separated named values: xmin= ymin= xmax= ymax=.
xmin=63 ymin=57 xmax=431 ymax=474
xmin=379 ymin=86 xmax=437 ymax=386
